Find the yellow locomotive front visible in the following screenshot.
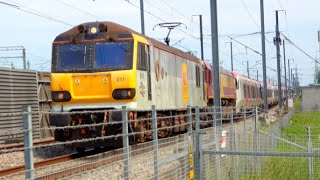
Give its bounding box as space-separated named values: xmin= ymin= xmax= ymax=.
xmin=50 ymin=22 xmax=139 ymax=145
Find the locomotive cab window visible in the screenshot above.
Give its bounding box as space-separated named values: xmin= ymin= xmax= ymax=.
xmin=94 ymin=40 xmax=133 ymax=71
xmin=52 ymin=40 xmax=134 ymax=73
xmin=137 ymin=43 xmax=149 ymax=71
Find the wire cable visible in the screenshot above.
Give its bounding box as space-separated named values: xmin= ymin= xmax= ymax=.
xmin=0 ymin=0 xmax=73 ymax=26
xmin=281 ymin=33 xmax=320 ymax=64
xmin=55 ymin=0 xmax=104 ymax=20
xmin=239 ymin=0 xmax=259 ymax=29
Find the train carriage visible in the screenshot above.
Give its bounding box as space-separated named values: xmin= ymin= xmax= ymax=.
xmin=203 ymin=62 xmax=236 ymax=107
xmin=260 ymin=83 xmax=274 ymax=107
xmin=50 ymin=21 xmax=206 ymax=146
xmin=232 ymin=72 xmax=261 ymax=113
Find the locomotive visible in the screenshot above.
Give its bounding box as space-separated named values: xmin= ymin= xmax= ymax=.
xmin=50 ymin=21 xmax=284 ymax=148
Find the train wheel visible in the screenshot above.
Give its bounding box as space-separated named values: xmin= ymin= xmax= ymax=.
xmin=135 ymin=126 xmax=146 ymax=143
xmin=76 ymin=147 xmax=85 ymax=153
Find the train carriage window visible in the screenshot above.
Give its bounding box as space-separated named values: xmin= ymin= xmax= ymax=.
xmin=243 ymin=84 xmax=246 ymax=97
xmin=268 ymin=90 xmax=271 ymax=97
xmin=251 ymin=85 xmax=253 ymax=98
xmin=137 ymin=43 xmax=148 ymax=71
xmin=236 ymin=80 xmax=239 ymax=89
xmin=196 ymin=65 xmax=200 ymax=87
xmin=253 ymin=86 xmax=256 ymax=98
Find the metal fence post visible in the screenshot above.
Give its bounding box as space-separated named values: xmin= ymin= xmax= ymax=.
xmin=255 ymin=107 xmax=261 ymax=171
xmin=23 ymin=105 xmax=35 ymax=180
xmin=307 ymin=127 xmax=314 ymax=179
xmin=252 ymin=107 xmax=258 ymax=172
xmin=187 ymin=105 xmax=192 ymax=135
xmin=122 ymin=106 xmax=130 ymax=180
xmin=152 ymin=105 xmax=160 ymax=180
xmin=230 ymin=108 xmax=238 ymax=180
xmin=243 ymin=107 xmax=249 ymax=174
xmin=213 ymin=106 xmax=221 ymax=180
xmin=187 ymin=105 xmax=194 ymax=180
xmin=194 ymin=106 xmax=201 ymax=180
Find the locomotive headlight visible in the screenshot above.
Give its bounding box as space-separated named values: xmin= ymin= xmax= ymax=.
xmin=58 ymin=93 xmax=64 ymax=99
xmin=112 ymin=89 xmax=135 ymax=100
xmin=90 ymin=27 xmax=97 ymax=34
xmin=52 ymin=91 xmax=71 ymax=102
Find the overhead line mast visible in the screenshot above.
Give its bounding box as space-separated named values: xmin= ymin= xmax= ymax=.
xmin=274 ymin=10 xmax=285 ymax=115
xmin=259 ymin=0 xmax=268 ymax=113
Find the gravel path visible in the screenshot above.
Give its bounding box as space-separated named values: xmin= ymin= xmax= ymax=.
xmin=0 ymin=145 xmax=74 ymax=170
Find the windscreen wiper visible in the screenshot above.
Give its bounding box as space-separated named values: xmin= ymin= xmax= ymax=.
xmin=83 ymin=46 xmax=87 ymax=64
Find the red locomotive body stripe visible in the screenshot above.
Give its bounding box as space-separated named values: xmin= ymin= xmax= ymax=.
xmin=223 ymin=87 xmax=236 ymax=98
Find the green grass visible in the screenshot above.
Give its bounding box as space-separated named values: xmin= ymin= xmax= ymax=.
xmin=242 ymin=101 xmax=320 ymax=180
xmin=293 ymin=97 xmax=302 ymax=112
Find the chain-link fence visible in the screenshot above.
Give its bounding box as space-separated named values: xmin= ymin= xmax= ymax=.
xmin=0 ymin=105 xmax=198 ymax=179
xmin=2 ymin=105 xmax=318 ymax=180
xmin=200 ymin=108 xmax=320 ymax=180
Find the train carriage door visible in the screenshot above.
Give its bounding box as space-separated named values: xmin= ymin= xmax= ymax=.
xmin=202 ymin=66 xmax=206 ymax=101
xmin=146 ymin=45 xmax=151 ymax=100
xmin=137 ymin=43 xmax=152 ymax=101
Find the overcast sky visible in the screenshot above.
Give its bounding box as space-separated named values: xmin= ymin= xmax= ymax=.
xmin=0 ymin=0 xmax=319 ymax=86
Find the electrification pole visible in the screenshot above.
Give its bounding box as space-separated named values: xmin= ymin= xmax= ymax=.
xmin=193 ymin=15 xmax=205 ymax=60
xmin=288 ymin=59 xmax=294 ymax=98
xmin=295 ymin=66 xmax=298 ymax=94
xmin=274 ymin=10 xmax=282 ymax=114
xmin=288 ymin=63 xmax=290 ymax=97
xmin=292 ymin=70 xmax=294 ymax=92
xmin=22 ymin=48 xmax=26 ymax=69
xmin=140 ymin=0 xmax=145 ymax=35
xmin=199 ymin=15 xmax=204 ymax=60
xmin=246 ymin=61 xmax=249 ymax=78
xmin=230 ymin=42 xmax=233 ymax=71
xmin=317 ymin=30 xmax=320 ymax=84
xmin=210 ymin=0 xmax=221 ymax=109
xmin=226 ymin=42 xmax=234 ymax=71
xmin=283 ymin=40 xmax=288 ymax=110
xmin=260 ymin=0 xmax=268 ymax=113
xmin=0 ymin=46 xmax=26 ymax=69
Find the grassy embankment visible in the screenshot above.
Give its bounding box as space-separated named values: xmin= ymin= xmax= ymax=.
xmin=245 ymin=98 xmax=320 ymax=179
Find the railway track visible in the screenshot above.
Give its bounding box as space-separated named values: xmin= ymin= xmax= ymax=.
xmin=0 ymin=154 xmax=74 ymax=177
xmin=0 ymin=146 xmax=118 ymax=178
xmin=0 ymin=138 xmax=56 ymax=151
xmin=0 ymin=135 xmax=182 ymax=179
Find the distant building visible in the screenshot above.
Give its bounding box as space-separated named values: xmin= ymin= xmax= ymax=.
xmin=301 ymin=85 xmax=320 ymax=111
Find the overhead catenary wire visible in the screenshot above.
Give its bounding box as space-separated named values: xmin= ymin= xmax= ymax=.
xmin=123 ymin=0 xmax=206 ymax=46
xmin=281 ymin=33 xmax=320 ymax=65
xmin=55 ymin=0 xmax=104 ymax=20
xmin=156 ymin=0 xmax=211 ymax=33
xmin=239 ymin=0 xmax=259 ymax=29
xmin=228 ymin=36 xmax=262 ymax=56
xmin=0 ymin=0 xmax=73 ymax=26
